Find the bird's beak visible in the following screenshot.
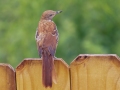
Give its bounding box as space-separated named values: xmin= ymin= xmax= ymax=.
xmin=56 ymin=10 xmax=62 ymax=14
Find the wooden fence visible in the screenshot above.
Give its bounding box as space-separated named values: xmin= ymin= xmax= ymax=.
xmin=0 ymin=54 xmax=120 ymax=90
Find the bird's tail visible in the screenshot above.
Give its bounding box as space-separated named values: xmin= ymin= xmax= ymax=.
xmin=42 ymin=50 xmax=57 ymax=87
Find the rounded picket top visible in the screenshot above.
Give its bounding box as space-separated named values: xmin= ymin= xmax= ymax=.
xmin=70 ymin=54 xmax=120 ymax=90
xmin=16 ymin=58 xmax=70 ymax=90
xmin=0 ymin=63 xmax=16 ymax=90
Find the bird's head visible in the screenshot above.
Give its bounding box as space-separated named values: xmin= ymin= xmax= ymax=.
xmin=41 ymin=10 xmax=62 ymax=20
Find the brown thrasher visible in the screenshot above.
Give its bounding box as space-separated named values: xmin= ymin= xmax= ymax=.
xmin=35 ymin=10 xmax=62 ymax=87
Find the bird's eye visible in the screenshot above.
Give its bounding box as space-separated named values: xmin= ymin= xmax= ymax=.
xmin=49 ymin=14 xmax=53 ymax=16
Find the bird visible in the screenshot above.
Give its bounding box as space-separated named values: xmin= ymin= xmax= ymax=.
xmin=35 ymin=10 xmax=62 ymax=88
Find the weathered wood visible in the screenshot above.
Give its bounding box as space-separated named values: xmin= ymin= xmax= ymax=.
xmin=16 ymin=58 xmax=70 ymax=90
xmin=0 ymin=63 xmax=16 ymax=90
xmin=70 ymin=54 xmax=120 ymax=90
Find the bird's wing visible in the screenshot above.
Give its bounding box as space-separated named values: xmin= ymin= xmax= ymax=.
xmin=36 ymin=21 xmax=58 ymax=56
xmin=44 ymin=30 xmax=58 ymax=56
xmin=35 ymin=27 xmax=45 ymax=56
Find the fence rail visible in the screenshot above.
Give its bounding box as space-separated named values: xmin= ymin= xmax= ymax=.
xmin=0 ymin=54 xmax=120 ymax=90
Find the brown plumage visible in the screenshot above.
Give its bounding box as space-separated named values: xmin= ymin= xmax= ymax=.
xmin=35 ymin=10 xmax=62 ymax=87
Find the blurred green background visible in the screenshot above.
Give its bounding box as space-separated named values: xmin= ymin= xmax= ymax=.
xmin=0 ymin=0 xmax=120 ymax=68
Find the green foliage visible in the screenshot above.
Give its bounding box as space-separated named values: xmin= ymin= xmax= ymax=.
xmin=0 ymin=0 xmax=120 ymax=67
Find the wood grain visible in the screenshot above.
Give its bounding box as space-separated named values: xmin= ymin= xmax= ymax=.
xmin=16 ymin=58 xmax=70 ymax=90
xmin=0 ymin=63 xmax=16 ymax=90
xmin=70 ymin=54 xmax=120 ymax=90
